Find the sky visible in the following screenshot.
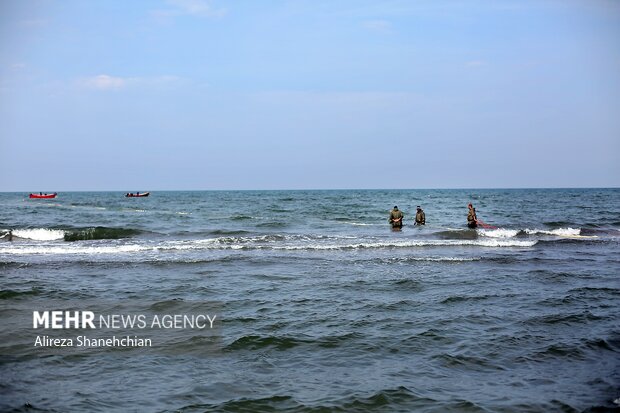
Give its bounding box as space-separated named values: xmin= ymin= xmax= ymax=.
xmin=1 ymin=0 xmax=619 ymax=191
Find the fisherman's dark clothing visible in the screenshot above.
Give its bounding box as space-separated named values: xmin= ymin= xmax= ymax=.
xmin=467 ymin=207 xmax=477 ymax=228
xmin=415 ymin=210 xmax=425 ymax=225
xmin=389 ymin=209 xmax=404 ymax=228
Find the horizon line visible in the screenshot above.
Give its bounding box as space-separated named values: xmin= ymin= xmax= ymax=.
xmin=1 ymin=186 xmax=619 ymax=193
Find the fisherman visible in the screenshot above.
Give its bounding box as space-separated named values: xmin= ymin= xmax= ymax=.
xmin=389 ymin=206 xmax=404 ymax=229
xmin=467 ymin=203 xmax=478 ymax=228
xmin=415 ymin=206 xmax=425 ymax=225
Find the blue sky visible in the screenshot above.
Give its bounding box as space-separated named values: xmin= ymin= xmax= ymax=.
xmin=1 ymin=0 xmax=619 ymax=191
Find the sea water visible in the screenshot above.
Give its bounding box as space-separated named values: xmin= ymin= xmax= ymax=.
xmin=0 ymin=189 xmax=619 ymax=412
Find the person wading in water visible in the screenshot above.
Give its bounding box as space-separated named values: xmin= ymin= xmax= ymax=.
xmin=389 ymin=206 xmax=404 ymax=229
xmin=415 ymin=206 xmax=425 ymax=225
xmin=467 ymin=203 xmax=478 ymax=228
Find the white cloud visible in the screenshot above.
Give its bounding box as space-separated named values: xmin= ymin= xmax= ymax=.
xmin=170 ymin=0 xmax=225 ymax=16
xmin=79 ymin=75 xmax=126 ymax=90
xmin=152 ymin=0 xmax=226 ymax=19
xmin=77 ymin=75 xmax=182 ymax=91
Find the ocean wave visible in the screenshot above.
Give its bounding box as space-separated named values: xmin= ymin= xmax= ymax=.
xmin=390 ymin=256 xmax=481 ymax=262
xmin=582 ymin=227 xmax=620 ymax=237
xmin=440 ymin=293 xmax=509 ymax=304
xmin=544 ymin=220 xmax=574 ymax=227
xmin=0 ymin=237 xmax=539 ymax=255
xmin=434 ymin=229 xmax=478 ymax=240
xmin=206 ymin=229 xmax=252 ymax=236
xmin=174 ymin=386 xmax=439 ymax=412
xmin=225 ymin=332 xmax=379 ymax=353
xmin=525 ymin=227 xmax=581 ymax=237
xmin=434 ymin=353 xmax=505 ymax=371
xmin=478 ymin=227 xmax=582 ymax=238
xmin=528 ymin=343 xmax=586 ymax=362
xmin=2 ymin=245 xmax=148 ymax=255
xmin=0 ymin=260 xmax=29 ymax=269
xmin=270 ymin=239 xmax=538 ymax=249
xmin=478 ymin=228 xmax=520 ymax=238
xmin=203 ymin=237 xmax=537 ymax=249
xmin=11 ymin=228 xmax=65 ymax=241
xmin=256 ymin=222 xmax=288 ymax=228
xmin=5 ymin=226 xmax=595 ymax=246
xmin=433 ymin=226 xmax=606 ymax=242
xmin=584 ymin=338 xmax=617 ymax=352
xmin=336 ymin=387 xmax=435 ymax=411
xmin=392 ymin=279 xmax=422 ymax=288
xmin=64 ymin=227 xmax=141 ymax=241
xmin=524 ymin=311 xmax=604 ymax=326
xmin=5 ymin=227 xmax=142 ymax=242
xmin=413 ymin=328 xmax=454 ymax=345
xmin=568 ymin=286 xmax=620 ymax=296
xmin=229 ymin=215 xmax=255 ymax=221
xmin=0 ymin=289 xmax=41 ymax=299
xmin=205 ymin=234 xmax=288 ymax=244
xmin=226 ymin=335 xmax=307 ymax=351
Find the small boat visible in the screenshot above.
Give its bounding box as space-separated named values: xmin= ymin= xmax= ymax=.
xmin=29 ymin=193 xmax=57 ymax=199
xmin=125 ymin=192 xmax=150 ymax=198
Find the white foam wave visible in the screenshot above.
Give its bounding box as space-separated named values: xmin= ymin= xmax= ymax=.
xmin=2 ymin=244 xmax=148 ymax=255
xmin=216 ymin=238 xmax=536 ymax=248
xmin=405 ymin=257 xmax=481 ymax=262
xmin=525 ymin=228 xmax=581 ymax=237
xmin=162 ymin=237 xmax=538 ymax=251
xmin=0 ymin=237 xmax=538 ymax=255
xmin=478 ymin=228 xmax=519 ymax=238
xmin=272 ymin=239 xmax=537 ymax=250
xmin=11 ymin=228 xmax=65 ymax=241
xmin=477 ymin=227 xmax=583 ymax=238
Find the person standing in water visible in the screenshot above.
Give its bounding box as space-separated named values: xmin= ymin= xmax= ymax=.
xmin=415 ymin=206 xmax=425 ymax=225
xmin=467 ymin=203 xmax=478 ymax=228
xmin=389 ymin=206 xmax=404 ymax=229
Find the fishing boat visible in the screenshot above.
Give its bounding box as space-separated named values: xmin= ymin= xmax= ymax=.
xmin=125 ymin=192 xmax=150 ymax=198
xmin=29 ymin=193 xmax=57 ymax=199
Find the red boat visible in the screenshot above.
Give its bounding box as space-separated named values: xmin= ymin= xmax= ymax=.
xmin=29 ymin=193 xmax=57 ymax=199
xmin=125 ymin=192 xmax=150 ymax=198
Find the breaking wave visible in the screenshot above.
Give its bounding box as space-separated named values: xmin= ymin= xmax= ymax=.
xmin=1 ymin=236 xmax=538 ymax=255
xmin=63 ymin=227 xmax=141 ymax=241
xmin=524 ymin=228 xmax=581 ymax=237
xmin=10 ymin=229 xmax=65 ymax=241
xmin=2 ymin=245 xmax=148 ymax=255
xmin=4 ymin=227 xmax=141 ymax=242
xmin=478 ymin=227 xmax=581 ymax=238
xmin=478 ymin=229 xmax=520 ymax=238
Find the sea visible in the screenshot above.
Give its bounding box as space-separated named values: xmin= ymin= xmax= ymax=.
xmin=0 ymin=188 xmax=619 ymax=412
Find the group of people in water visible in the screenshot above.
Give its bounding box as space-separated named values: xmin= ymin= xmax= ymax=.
xmin=389 ymin=203 xmax=478 ymax=229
